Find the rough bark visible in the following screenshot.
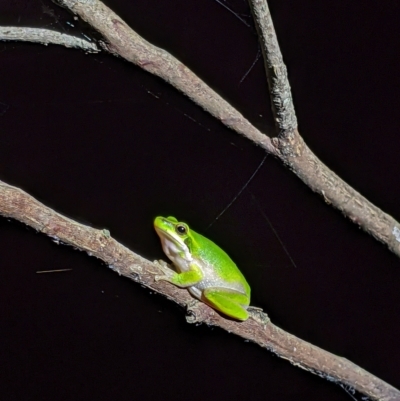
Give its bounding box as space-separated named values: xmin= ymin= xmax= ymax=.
xmin=1 ymin=1 xmax=399 ymax=399
xmin=247 ymin=0 xmax=400 ymax=256
xmin=0 ymin=179 xmax=398 ymax=401
xmin=0 ymin=26 xmax=98 ymax=51
xmin=50 ymin=0 xmax=400 ymax=259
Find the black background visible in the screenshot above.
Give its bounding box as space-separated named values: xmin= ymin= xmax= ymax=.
xmin=0 ymin=1 xmax=399 ymax=400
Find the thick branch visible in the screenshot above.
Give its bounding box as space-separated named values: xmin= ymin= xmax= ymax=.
xmin=248 ymin=0 xmax=400 ymax=257
xmin=287 ymin=135 xmax=400 ymax=254
xmin=50 ymin=0 xmax=400 ymax=259
xmin=0 ymin=26 xmax=99 ymax=52
xmin=54 ymin=0 xmax=276 ymax=154
xmin=0 ymin=179 xmax=398 ymax=401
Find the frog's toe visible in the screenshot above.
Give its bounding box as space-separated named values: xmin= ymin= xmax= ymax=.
xmin=154 ymin=260 xmax=174 ymax=275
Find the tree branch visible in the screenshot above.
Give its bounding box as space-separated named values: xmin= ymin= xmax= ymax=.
xmin=54 ymin=0 xmax=277 ymax=155
xmin=249 ymin=0 xmax=298 ymax=138
xmin=48 ymin=0 xmax=400 ymax=259
xmin=0 ymin=26 xmax=99 ymax=52
xmin=0 ymin=179 xmax=398 ymax=400
xmin=248 ymin=0 xmax=400 ymax=256
xmin=1 ymin=1 xmax=399 ymax=399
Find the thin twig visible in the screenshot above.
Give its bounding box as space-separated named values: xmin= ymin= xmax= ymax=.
xmin=0 ymin=26 xmax=99 ymax=52
xmin=0 ymin=179 xmax=398 ymax=401
xmin=248 ymin=0 xmax=297 ymax=137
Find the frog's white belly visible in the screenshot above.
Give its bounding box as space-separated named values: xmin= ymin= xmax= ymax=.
xmin=165 ymin=239 xmax=246 ymax=298
xmin=187 ymin=259 xmax=247 ymax=299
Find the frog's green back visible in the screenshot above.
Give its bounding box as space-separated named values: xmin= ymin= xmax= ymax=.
xmin=190 ymin=229 xmax=250 ymax=295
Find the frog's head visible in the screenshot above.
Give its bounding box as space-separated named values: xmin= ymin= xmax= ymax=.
xmin=154 ymin=216 xmax=194 ymax=262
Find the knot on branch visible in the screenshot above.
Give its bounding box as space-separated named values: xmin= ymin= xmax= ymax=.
xmin=248 ymin=307 xmax=270 ymax=325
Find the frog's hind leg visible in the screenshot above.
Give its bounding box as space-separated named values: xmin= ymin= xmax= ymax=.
xmin=202 ymin=288 xmax=249 ymax=321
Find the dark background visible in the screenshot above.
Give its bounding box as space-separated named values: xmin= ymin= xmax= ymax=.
xmin=0 ymin=1 xmax=399 ymax=400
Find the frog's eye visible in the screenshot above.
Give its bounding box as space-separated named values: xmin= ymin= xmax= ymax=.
xmin=176 ymin=224 xmax=187 ymax=235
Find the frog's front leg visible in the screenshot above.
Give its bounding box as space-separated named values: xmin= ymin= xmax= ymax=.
xmin=155 ymin=260 xmax=203 ymax=288
xmin=202 ymin=288 xmax=250 ymax=321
